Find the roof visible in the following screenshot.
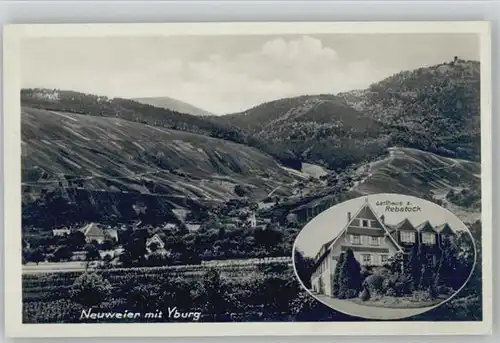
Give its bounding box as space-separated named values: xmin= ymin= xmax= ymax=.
xmin=186 ymin=224 xmax=201 ymax=231
xmin=434 ymin=223 xmax=456 ymax=235
xmin=146 ymin=234 xmax=164 ymax=247
xmin=355 ymin=204 xmax=380 ymax=221
xmin=320 ymin=198 xmax=403 ymax=260
xmin=392 ymin=218 xmax=417 ymax=232
xmin=105 ymin=229 xmax=118 ymax=239
xmin=80 ymin=222 xmax=105 ymax=236
xmin=415 ymin=221 xmax=437 ymax=233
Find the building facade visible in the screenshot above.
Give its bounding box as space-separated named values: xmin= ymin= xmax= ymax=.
xmin=310 ymin=199 xmax=457 ymax=297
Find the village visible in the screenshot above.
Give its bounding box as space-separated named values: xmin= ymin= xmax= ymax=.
xmin=21 ymin=195 xmax=301 ymax=272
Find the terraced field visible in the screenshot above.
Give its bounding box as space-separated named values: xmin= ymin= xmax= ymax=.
xmin=22 ymin=107 xmax=307 ymax=203
xmin=352 ymin=147 xmax=480 ymax=198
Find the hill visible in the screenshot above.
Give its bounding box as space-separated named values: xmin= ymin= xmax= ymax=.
xmin=21 ymin=88 xmax=305 ymax=171
xmin=217 ymin=94 xmax=389 ymax=170
xmin=21 ymin=88 xmax=247 ymax=145
xmin=215 ymin=59 xmax=481 ymax=170
xmin=338 ymin=59 xmax=481 ymax=161
xmin=132 ymin=96 xmax=213 ymax=117
xmin=21 ymin=107 xmax=309 ymax=228
xmin=271 ymin=147 xmax=481 ymax=224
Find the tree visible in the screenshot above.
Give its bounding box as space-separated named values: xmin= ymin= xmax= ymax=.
xmin=30 ymin=248 xmax=45 ymax=265
xmin=406 ymin=244 xmax=423 ymax=291
xmin=337 ymin=249 xmax=362 ymax=299
xmin=85 ymin=243 xmax=100 ymax=261
xmin=331 ymin=253 xmax=345 ymax=298
xmin=234 ymin=184 xmax=247 ymax=197
xmin=438 ymin=238 xmax=462 ymax=289
xmin=122 ymin=228 xmax=148 ymax=265
xmin=101 ymin=239 xmax=115 ymax=251
xmin=294 ymin=249 xmax=316 ymax=289
xmin=419 ymin=262 xmax=434 ymax=293
xmin=71 ymin=272 xmax=112 ymax=307
xmin=65 ymin=231 xmax=86 ymax=250
xmin=199 ymin=269 xmax=228 ymax=321
xmin=53 ymin=245 xmax=73 ymax=262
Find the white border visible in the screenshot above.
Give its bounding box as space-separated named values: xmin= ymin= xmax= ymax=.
xmin=292 ymin=193 xmax=478 ymax=321
xmin=2 ymin=21 xmax=492 ymax=337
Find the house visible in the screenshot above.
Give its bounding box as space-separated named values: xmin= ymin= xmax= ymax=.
xmin=434 ymin=223 xmax=457 ymax=246
xmin=79 ymin=222 xmax=119 ymax=244
xmin=310 ymin=198 xmax=457 ymax=297
xmin=146 ymin=234 xmax=166 ymax=254
xmin=80 ymin=223 xmax=106 ymax=243
xmin=163 ymin=223 xmax=177 ymax=230
xmin=105 ymin=229 xmax=119 ymax=242
xmin=22 ymin=239 xmax=31 ymax=250
xmin=186 ymin=224 xmax=201 ymax=232
xmin=248 ymin=212 xmax=257 ymax=228
xmin=52 ymin=228 xmax=71 ymax=237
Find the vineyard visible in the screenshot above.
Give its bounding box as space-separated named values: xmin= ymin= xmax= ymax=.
xmin=22 ymin=252 xmax=482 ymax=324
xmin=22 ymin=257 xmax=306 ymax=323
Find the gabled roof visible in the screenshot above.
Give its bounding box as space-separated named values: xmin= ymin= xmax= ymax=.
xmin=80 ymin=222 xmax=105 ymax=236
xmin=325 ymin=198 xmax=404 ymax=256
xmin=393 ymin=218 xmax=417 ymax=232
xmin=146 ymin=234 xmax=164 ymax=247
xmin=415 ymin=220 xmax=436 ymax=233
xmin=434 ymin=223 xmax=456 ymax=235
xmin=355 ymin=204 xmax=380 ymax=221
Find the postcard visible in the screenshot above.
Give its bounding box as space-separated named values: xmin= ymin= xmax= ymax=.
xmin=2 ymin=22 xmax=492 ymax=337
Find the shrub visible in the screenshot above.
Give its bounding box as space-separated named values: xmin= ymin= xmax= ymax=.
xmin=372 ymin=266 xmax=392 ymax=278
xmin=70 ymin=272 xmax=112 ymax=307
xmin=412 ymin=290 xmax=433 ymax=302
xmin=359 ymin=287 xmax=370 ymax=301
xmin=392 ymin=273 xmax=414 ymax=296
xmin=360 ymin=266 xmax=372 ymax=280
xmin=362 ymin=274 xmax=386 ymax=296
xmin=436 ymin=285 xmax=455 ymax=296
xmin=234 ymin=185 xmax=248 ymax=197
xmin=385 ymin=288 xmax=396 ymax=297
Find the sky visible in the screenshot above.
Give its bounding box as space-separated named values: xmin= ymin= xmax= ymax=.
xmin=294 ymin=194 xmax=471 ymax=258
xmin=21 ymin=34 xmax=479 ymax=115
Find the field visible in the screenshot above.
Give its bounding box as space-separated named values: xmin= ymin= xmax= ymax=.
xmin=22 ymin=258 xmax=306 ymax=323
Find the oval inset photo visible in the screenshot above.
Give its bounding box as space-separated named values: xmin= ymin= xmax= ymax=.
xmin=292 ymin=193 xmax=477 ymax=320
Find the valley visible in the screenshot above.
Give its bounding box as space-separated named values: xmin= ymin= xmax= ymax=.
xmin=21 ymin=58 xmax=482 ymax=267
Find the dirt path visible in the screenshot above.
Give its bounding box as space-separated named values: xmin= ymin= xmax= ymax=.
xmin=313 ymin=293 xmax=435 ymax=320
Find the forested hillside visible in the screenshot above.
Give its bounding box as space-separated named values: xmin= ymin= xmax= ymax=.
xmin=339 ymin=58 xmax=480 ymax=161
xmin=216 ymin=59 xmax=481 ymax=170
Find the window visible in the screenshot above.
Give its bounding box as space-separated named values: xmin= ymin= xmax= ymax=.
xmin=362 ymin=254 xmax=371 ymax=265
xmin=350 ymin=234 xmax=361 ymax=245
xmin=370 ymin=236 xmax=380 ymax=246
xmin=380 ymin=255 xmax=388 ymax=264
xmin=422 ymin=232 xmax=436 ymax=245
xmin=400 ymin=231 xmax=415 ymax=243
xmin=361 ymin=220 xmax=370 ymax=227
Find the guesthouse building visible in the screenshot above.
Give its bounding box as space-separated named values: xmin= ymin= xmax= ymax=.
xmin=310 ymin=199 xmax=457 ymax=297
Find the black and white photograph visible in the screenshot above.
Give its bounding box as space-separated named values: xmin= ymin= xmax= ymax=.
xmin=293 ymin=193 xmax=476 ymax=320
xmin=2 ymin=22 xmax=492 ymax=337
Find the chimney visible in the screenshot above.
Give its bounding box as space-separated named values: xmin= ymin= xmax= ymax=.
xmin=380 ymin=215 xmax=385 ymax=224
xmin=347 ymin=212 xmax=351 ymax=223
